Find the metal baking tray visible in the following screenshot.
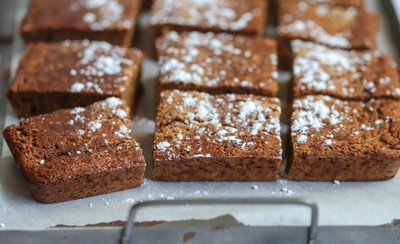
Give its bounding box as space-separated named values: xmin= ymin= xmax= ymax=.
xmin=0 ymin=0 xmax=400 ymax=242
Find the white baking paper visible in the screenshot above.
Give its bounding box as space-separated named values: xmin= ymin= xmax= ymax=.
xmin=1 ymin=0 xmax=399 ymax=230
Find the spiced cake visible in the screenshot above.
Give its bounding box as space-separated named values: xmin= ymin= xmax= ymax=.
xmin=153 ymin=90 xmax=282 ymax=181
xmin=6 ymin=40 xmax=144 ymax=118
xmin=277 ymin=1 xmax=377 ymax=70
xmin=289 ymin=95 xmax=400 ymax=181
xmin=2 ymin=97 xmax=145 ymax=203
xmin=156 ymin=31 xmax=279 ymax=97
xmin=291 ymin=40 xmax=400 ymax=101
xmin=19 ymin=0 xmax=141 ymax=47
xmin=150 ymin=0 xmax=267 ymax=42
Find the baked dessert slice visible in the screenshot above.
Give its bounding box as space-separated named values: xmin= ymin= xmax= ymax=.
xmin=156 ymin=31 xmax=278 ymax=97
xmin=289 ymin=95 xmax=400 ymax=181
xmin=19 ymin=0 xmax=141 ymax=47
xmin=277 ymin=2 xmax=377 ymax=70
xmin=2 ymin=97 xmax=145 ymax=203
xmin=6 ymin=40 xmax=144 ymax=118
xmin=150 ymin=0 xmax=267 ymax=42
xmin=292 ymin=40 xmax=400 ymax=101
xmin=153 ymin=90 xmax=282 ymax=181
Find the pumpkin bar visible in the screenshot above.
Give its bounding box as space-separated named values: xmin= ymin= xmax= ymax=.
xmin=156 ymin=31 xmax=279 ymax=97
xmin=292 ymin=40 xmax=400 ymax=101
xmin=19 ymin=0 xmax=141 ymax=47
xmin=153 ymin=90 xmax=282 ymax=181
xmin=2 ymin=98 xmax=145 ymax=203
xmin=277 ymin=1 xmax=377 ymax=70
xmin=6 ymin=40 xmax=144 ymax=118
xmin=150 ymin=0 xmax=267 ymax=42
xmin=289 ymin=95 xmax=400 ymax=181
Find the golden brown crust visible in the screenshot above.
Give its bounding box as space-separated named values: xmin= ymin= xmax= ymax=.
xmin=154 ymin=157 xmax=281 ymax=181
xmin=6 ymin=40 xmax=144 ymax=118
xmin=291 ymin=40 xmax=400 ymax=101
xmin=156 ymin=32 xmax=278 ymax=97
xmin=153 ymin=90 xmax=282 ymax=181
xmin=288 ymin=95 xmax=400 ymax=181
xmin=2 ymin=98 xmax=145 ymax=203
xmin=150 ymin=0 xmax=267 ymax=39
xmin=19 ymin=0 xmax=141 ymax=47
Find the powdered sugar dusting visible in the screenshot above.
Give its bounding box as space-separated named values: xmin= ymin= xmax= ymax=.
xmin=157 ymin=31 xmax=277 ymax=91
xmin=291 ymin=96 xmax=347 ymax=143
xmin=278 ymin=4 xmax=362 ymax=48
xmin=151 ymin=0 xmax=261 ymax=32
xmin=292 ymin=40 xmax=400 ymax=100
xmin=74 ymin=0 xmax=133 ymax=31
xmin=154 ymin=90 xmax=282 ymax=161
xmin=68 ymin=40 xmax=137 ymax=95
xmin=291 ymin=95 xmax=391 ymax=149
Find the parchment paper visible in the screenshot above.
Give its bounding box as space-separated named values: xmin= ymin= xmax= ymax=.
xmin=1 ymin=0 xmax=399 ymax=230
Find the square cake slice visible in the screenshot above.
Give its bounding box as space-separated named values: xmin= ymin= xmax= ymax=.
xmin=6 ymin=40 xmax=144 ymax=118
xmin=19 ymin=0 xmax=141 ymax=47
xmin=292 ymin=40 xmax=400 ymax=101
xmin=289 ymin=95 xmax=400 ymax=181
xmin=277 ymin=2 xmax=377 ymax=70
xmin=156 ymin=31 xmax=278 ymax=97
xmin=153 ymin=90 xmax=282 ymax=181
xmin=150 ymin=0 xmax=267 ymax=41
xmin=2 ymin=97 xmax=145 ymax=203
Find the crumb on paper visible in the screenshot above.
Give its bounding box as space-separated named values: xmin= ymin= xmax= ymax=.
xmin=333 ymin=180 xmax=340 ymax=186
xmin=280 ymin=188 xmax=294 ymax=196
xmin=252 ymin=185 xmax=258 ymax=189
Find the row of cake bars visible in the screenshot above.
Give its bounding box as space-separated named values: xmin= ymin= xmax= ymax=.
xmin=4 ymin=0 xmax=400 ymax=204
xmin=3 ymin=31 xmax=400 ymax=203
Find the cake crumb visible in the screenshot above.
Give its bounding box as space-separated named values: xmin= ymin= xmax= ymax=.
xmin=0 ymin=223 xmax=5 ymax=228
xmin=333 ymin=180 xmax=340 ymax=186
xmin=88 ymin=203 xmax=93 ymax=207
xmin=252 ymin=185 xmax=258 ymax=189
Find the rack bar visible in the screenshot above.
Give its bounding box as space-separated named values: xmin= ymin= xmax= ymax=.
xmin=121 ymin=198 xmax=318 ymax=244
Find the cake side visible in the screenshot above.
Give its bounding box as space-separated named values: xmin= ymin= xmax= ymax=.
xmin=288 ymin=95 xmax=400 ymax=181
xmin=156 ymin=31 xmax=278 ymax=97
xmin=291 ymin=40 xmax=400 ymax=101
xmin=19 ymin=0 xmax=141 ymax=47
xmin=153 ymin=90 xmax=282 ymax=181
xmin=2 ymin=98 xmax=145 ymax=203
xmin=6 ymin=40 xmax=144 ymax=118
